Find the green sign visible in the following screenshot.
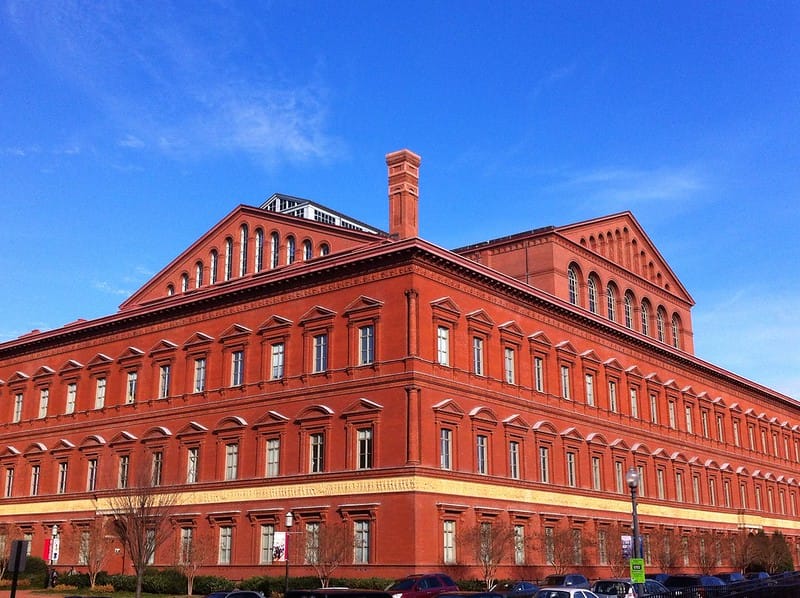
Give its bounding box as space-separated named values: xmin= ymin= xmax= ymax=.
xmin=630 ymin=558 xmax=646 ymax=583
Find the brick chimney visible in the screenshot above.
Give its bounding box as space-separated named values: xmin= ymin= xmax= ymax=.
xmin=386 ymin=149 xmax=421 ymax=239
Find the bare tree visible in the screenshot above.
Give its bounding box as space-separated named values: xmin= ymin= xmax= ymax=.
xmin=463 ymin=520 xmax=517 ymax=589
xmin=299 ymin=521 xmax=352 ymax=588
xmin=594 ymin=523 xmax=629 ymax=578
xmin=648 ymin=527 xmax=679 ymax=573
xmin=538 ymin=523 xmax=585 ymax=575
xmin=174 ymin=530 xmax=215 ymax=595
xmin=103 ymin=462 xmax=178 ymax=598
xmin=728 ymin=531 xmax=757 ymax=573
xmin=70 ymin=518 xmax=114 ymax=588
xmin=690 ymin=529 xmax=719 ymax=575
xmin=0 ymin=523 xmax=23 ymax=580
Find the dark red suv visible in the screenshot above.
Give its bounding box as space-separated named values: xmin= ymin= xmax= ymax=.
xmin=387 ymin=574 xmax=459 ymax=598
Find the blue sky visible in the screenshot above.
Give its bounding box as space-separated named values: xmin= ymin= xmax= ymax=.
xmin=1 ymin=1 xmax=798 ymax=398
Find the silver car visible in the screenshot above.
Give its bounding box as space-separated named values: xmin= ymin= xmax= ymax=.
xmin=591 ymin=579 xmax=669 ymax=598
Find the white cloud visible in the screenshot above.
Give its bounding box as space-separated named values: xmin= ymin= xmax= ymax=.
xmin=93 ymin=280 xmax=131 ymax=297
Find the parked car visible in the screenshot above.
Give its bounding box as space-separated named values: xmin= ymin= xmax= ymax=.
xmin=714 ymin=572 xmax=745 ymax=584
xmin=493 ymin=581 xmax=540 ymax=598
xmin=541 ymin=575 xmax=590 ymax=589
xmin=534 ymin=589 xmax=600 ymax=598
xmin=643 ymin=574 xmax=670 ymax=585
xmin=440 ymin=593 xmax=503 ymax=598
xmin=744 ymin=571 xmax=770 ymax=581
xmin=387 ymin=574 xmax=460 ymax=598
xmin=591 ymin=578 xmax=669 ymax=598
xmin=661 ymin=575 xmax=725 ymax=598
xmin=288 ymin=591 xmax=393 ymax=598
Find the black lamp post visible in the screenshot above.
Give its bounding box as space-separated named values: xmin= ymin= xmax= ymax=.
xmin=625 ymin=467 xmax=641 ymax=560
xmin=284 ymin=511 xmax=294 ymax=596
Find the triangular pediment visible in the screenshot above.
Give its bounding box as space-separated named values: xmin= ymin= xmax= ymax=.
xmin=59 ymin=359 xmax=84 ymax=375
xmin=528 ymin=331 xmax=552 ymax=348
xmin=560 ymin=426 xmax=585 ymax=442
xmin=469 ymin=406 xmax=498 ymax=425
xmin=182 ymin=333 xmax=214 ymax=349
xmin=32 ymin=366 xmax=55 ymax=379
xmin=23 ymin=442 xmax=47 ymax=455
xmin=219 ymin=323 xmax=252 ymax=342
xmin=625 ymin=365 xmax=643 ymax=379
xmin=176 ymin=421 xmax=209 ymax=437
xmin=432 ymin=399 xmax=465 ymax=419
xmin=299 ymin=306 xmax=336 ymax=325
xmin=498 ymin=321 xmax=524 ymax=339
xmin=556 ymin=212 xmax=693 ymax=304
xmin=580 ymin=349 xmax=601 ymax=364
xmin=603 ymin=358 xmax=623 ymax=372
xmin=7 ymin=371 xmax=29 ymax=384
xmin=343 ymin=296 xmax=384 ymax=315
xmin=430 ymin=297 xmax=461 ymax=318
xmin=342 ymin=398 xmax=384 ymax=417
xmin=253 ymin=410 xmax=290 ymax=428
xmin=119 ymin=203 xmax=384 ymax=311
xmin=116 ymin=346 xmax=145 ymax=363
xmin=87 ymin=353 xmax=114 ymax=369
xmin=466 ymin=309 xmax=495 ymax=329
xmin=645 ymin=372 xmax=664 ymax=386
xmin=502 ymin=414 xmax=530 ymax=431
xmin=258 ymin=315 xmax=293 ymax=333
xmin=148 ymin=339 xmax=178 ymax=356
xmin=109 ymin=431 xmax=138 ymax=445
xmin=1 ymin=445 xmax=21 ymax=457
xmin=555 ymin=340 xmax=577 ymax=355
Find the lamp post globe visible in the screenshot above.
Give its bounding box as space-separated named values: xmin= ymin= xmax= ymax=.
xmin=284 ymin=511 xmax=294 ymax=595
xmin=625 ymin=467 xmax=640 ymax=560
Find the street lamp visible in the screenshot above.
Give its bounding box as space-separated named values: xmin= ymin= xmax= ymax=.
xmin=48 ymin=524 xmax=59 ymax=588
xmin=284 ymin=511 xmax=294 ymax=596
xmin=625 ymin=467 xmax=640 ymax=560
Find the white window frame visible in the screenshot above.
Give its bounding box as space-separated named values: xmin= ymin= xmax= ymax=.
xmin=225 ymin=443 xmax=239 ymax=480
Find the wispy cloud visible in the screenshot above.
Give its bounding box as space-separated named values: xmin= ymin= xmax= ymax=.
xmin=693 ymin=288 xmax=800 ymax=399
xmin=93 ymin=280 xmax=131 ymax=297
xmin=5 ymin=1 xmax=341 ymax=167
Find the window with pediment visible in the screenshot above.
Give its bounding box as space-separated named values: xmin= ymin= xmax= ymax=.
xmin=259 ymin=315 xmax=292 ymax=382
xmin=300 ymin=307 xmax=336 ymax=376
xmin=344 ymin=297 xmax=384 ymax=369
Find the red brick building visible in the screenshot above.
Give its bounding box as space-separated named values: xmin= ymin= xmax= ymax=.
xmin=1 ymin=149 xmax=798 ymax=582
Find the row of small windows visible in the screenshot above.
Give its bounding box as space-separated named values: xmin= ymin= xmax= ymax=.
xmin=168 ymin=225 xmax=332 ymax=296
xmin=1 ymin=409 xmax=375 ymax=498
xmin=1 ymin=323 xmax=375 ymax=422
xmin=567 ymin=264 xmax=683 ymax=349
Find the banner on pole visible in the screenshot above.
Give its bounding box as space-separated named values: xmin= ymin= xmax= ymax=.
xmin=273 ymin=531 xmax=287 ymax=562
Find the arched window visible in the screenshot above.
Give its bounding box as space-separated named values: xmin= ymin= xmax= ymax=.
xmin=656 ymin=308 xmax=666 ymax=342
xmin=181 ymin=273 xmax=189 ymax=292
xmin=303 ymin=239 xmax=313 ymax=260
xmin=210 ymin=250 xmax=219 ymax=284
xmin=587 ymin=276 xmax=598 ymax=313
xmin=270 ymin=232 xmax=280 ymax=268
xmin=167 ymin=284 xmax=175 ymax=296
xmin=641 ymin=300 xmax=650 ymax=336
xmin=286 ymin=235 xmax=296 ymax=265
xmin=254 ymin=228 xmax=264 ymax=272
xmin=607 ymin=284 xmax=616 ymax=321
xmin=239 ymin=224 xmax=249 ymax=276
xmin=319 ymin=243 xmax=330 ymax=256
xmin=672 ymin=315 xmax=681 ymax=349
xmin=624 ymin=293 xmax=634 ymax=329
xmin=224 ymin=237 xmax=233 ymax=281
xmin=195 ymin=261 xmax=204 ymax=288
xmin=567 ymin=266 xmax=579 ymax=305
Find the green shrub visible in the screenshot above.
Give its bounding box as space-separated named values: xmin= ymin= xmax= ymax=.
xmin=239 ymin=575 xmax=273 ymax=593
xmin=108 ymin=573 xmax=137 ymax=592
xmin=193 ymin=575 xmax=236 ymax=595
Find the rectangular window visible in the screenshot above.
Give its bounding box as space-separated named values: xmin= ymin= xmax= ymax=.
xmin=271 ymin=342 xmax=285 ymax=379
xmin=437 ymin=326 xmax=450 ymax=366
xmin=66 ymin=383 xmax=77 ymax=414
xmin=87 ymin=458 xmax=98 ymax=491
xmin=701 ymin=410 xmax=710 ymax=438
xmin=514 ymin=525 xmax=525 ymax=565
xmin=440 ymin=428 xmax=453 ymax=470
xmin=305 ymin=522 xmax=320 ymax=564
xmin=309 ymin=433 xmax=324 ymax=473
xmin=534 ymin=356 xmax=544 ymax=392
xmin=708 ymin=479 xmax=717 ymax=506
xmin=259 ymin=524 xmax=274 ymax=564
xmin=179 ymin=527 xmax=194 ymax=565
xmin=357 ymin=428 xmax=373 ymax=470
xmin=724 ymin=480 xmax=732 ymax=508
xmin=266 ymin=438 xmax=280 ymax=477
xmin=443 ymin=520 xmax=456 ymax=564
xmin=231 ymin=350 xmax=244 ymax=386
xmin=193 ymin=359 xmax=206 ymax=393
xmin=354 ymin=520 xmax=370 ymax=564
xmin=504 ymin=347 xmax=515 ymax=384
xmin=13 ymin=393 xmax=23 ymax=422
xmin=159 ymin=364 xmax=171 ymax=398
xmin=472 ymin=337 xmax=484 ymax=376
xmin=225 ymin=443 xmax=239 ymax=480
xmin=657 ymin=468 xmax=665 ymax=499
xmin=615 ymin=461 xmax=624 ymax=493
xmin=359 ymin=325 xmax=375 ymax=365
xmin=152 ymin=451 xmax=163 ymax=486
xmin=4 ymin=468 xmax=13 ymax=498
xmin=684 ymin=405 xmax=693 ymax=434
xmin=649 ymin=393 xmax=658 ymax=424
xmin=126 ymin=371 xmax=138 ymax=403
xmin=566 ymin=452 xmax=577 ymax=487
xmin=38 ymin=389 xmax=49 ymax=419
xmin=591 ymin=456 xmax=602 ymax=490
xmin=692 ymin=474 xmax=701 ymax=504
xmin=539 ymin=446 xmax=550 ymax=483
xmin=733 ymin=420 xmax=741 ymax=447
xmin=629 ymin=388 xmax=638 ymax=419
xmin=598 ymin=529 xmax=608 ymax=565
xmin=676 ymin=471 xmax=684 ymax=502
xmin=476 ymin=434 xmax=488 ymax=474
xmin=119 ymin=455 xmax=130 ymax=488
xmin=608 ymin=381 xmax=618 ymax=412
xmin=94 ymin=378 xmax=106 ymax=409
xmin=30 ymin=464 xmax=40 ymax=496
xmin=57 ymin=462 xmax=68 ymax=494
xmin=637 ymin=465 xmax=646 ymax=497
xmin=585 ymin=373 xmax=595 ymax=406
xmin=187 ymin=447 xmax=199 ymax=483
xmin=218 ymin=526 xmax=232 ymax=564
xmin=509 ymin=441 xmax=520 ymax=479
xmin=668 ymin=401 xmax=677 ymax=429
xmin=313 ymin=333 xmax=328 ymax=373
xmin=545 ymin=526 xmax=554 ymax=564
xmin=560 ymin=365 xmax=571 ymax=399
xmin=79 ymin=531 xmax=90 ymax=565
